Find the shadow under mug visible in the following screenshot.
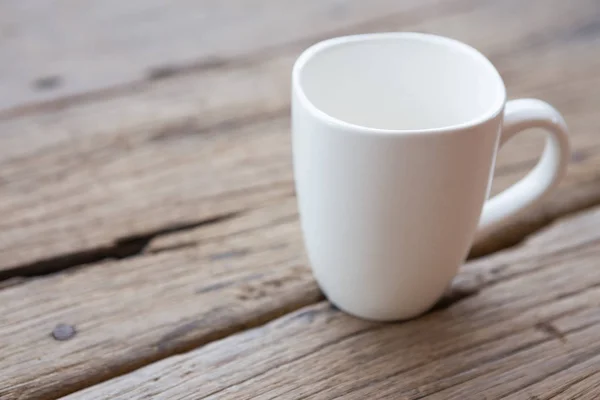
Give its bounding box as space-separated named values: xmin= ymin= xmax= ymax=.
xmin=291 ymin=32 xmax=570 ymax=321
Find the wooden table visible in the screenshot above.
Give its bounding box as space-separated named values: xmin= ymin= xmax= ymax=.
xmin=1 ymin=1 xmax=600 ymax=399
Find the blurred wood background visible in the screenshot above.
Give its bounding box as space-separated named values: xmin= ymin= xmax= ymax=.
xmin=1 ymin=0 xmax=599 ymax=399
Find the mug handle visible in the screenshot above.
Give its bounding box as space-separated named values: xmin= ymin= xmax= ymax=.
xmin=476 ymin=98 xmax=570 ymax=237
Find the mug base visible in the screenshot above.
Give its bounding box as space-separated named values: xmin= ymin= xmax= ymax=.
xmin=326 ymin=295 xmax=439 ymax=322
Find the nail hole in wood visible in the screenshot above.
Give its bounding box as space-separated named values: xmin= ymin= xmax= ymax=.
xmin=32 ymin=75 xmax=62 ymax=91
xmin=51 ymin=323 xmax=76 ymax=341
xmin=146 ymin=65 xmax=179 ymax=81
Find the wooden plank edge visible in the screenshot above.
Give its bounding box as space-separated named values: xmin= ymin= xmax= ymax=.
xmin=1 ymin=170 xmax=599 ymax=285
xmin=0 ymin=210 xmax=242 ymax=281
xmin=3 ymin=185 xmax=600 ymax=399
xmin=58 ymin=202 xmax=600 ymax=399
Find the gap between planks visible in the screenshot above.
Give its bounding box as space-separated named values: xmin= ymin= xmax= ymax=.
xmin=2 ymin=65 xmax=600 ymax=399
xmin=59 ymin=204 xmax=600 ymax=399
xmin=1 ymin=135 xmax=600 ymax=283
xmin=2 ymin=58 xmax=600 ymax=399
xmin=1 ymin=1 xmax=595 ymax=398
xmin=3 ymin=199 xmax=600 ymax=400
xmin=0 ymin=210 xmax=243 ymax=281
xmin=0 ymin=0 xmax=599 ymax=277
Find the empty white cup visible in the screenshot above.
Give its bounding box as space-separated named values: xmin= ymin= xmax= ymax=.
xmin=292 ymin=33 xmax=570 ymax=321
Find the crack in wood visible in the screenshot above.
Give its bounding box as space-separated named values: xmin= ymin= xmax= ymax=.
xmin=1 ymin=1 xmax=600 ymax=398
xmin=0 ymin=211 xmax=241 ymax=282
xmin=148 ymin=295 xmax=326 ymax=379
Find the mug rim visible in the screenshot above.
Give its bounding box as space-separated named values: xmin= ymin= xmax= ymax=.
xmin=292 ymin=32 xmax=507 ymax=135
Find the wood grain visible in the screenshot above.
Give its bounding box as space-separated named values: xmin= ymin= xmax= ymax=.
xmin=1 ymin=1 xmax=600 ymax=398
xmin=1 ymin=0 xmax=600 ymax=277
xmin=0 ymin=197 xmax=318 ymax=400
xmin=0 ymin=0 xmax=459 ymax=114
xmin=3 ymin=0 xmax=592 ymax=118
xmin=3 ymin=197 xmax=600 ymax=400
xmin=61 ymin=205 xmax=600 ymax=400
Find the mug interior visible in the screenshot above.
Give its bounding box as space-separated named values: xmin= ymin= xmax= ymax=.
xmin=294 ymin=33 xmax=506 ymax=131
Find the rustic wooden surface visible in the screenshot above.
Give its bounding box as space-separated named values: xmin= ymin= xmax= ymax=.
xmin=63 ymin=206 xmax=600 ymax=400
xmin=1 ymin=0 xmax=599 ymax=399
xmin=2 ymin=0 xmax=600 ymax=275
xmin=1 ymin=0 xmax=453 ymax=113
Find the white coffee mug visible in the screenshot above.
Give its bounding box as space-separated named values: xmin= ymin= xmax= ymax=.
xmin=291 ymin=33 xmax=570 ymax=321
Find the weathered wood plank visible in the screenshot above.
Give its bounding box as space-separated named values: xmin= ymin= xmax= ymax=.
xmin=3 ymin=196 xmax=600 ymax=400
xmin=1 ymin=0 xmax=600 ymax=276
xmin=61 ymin=205 xmax=600 ymax=400
xmin=0 ymin=0 xmax=462 ymax=114
xmin=1 ymin=3 xmax=600 ymax=396
xmin=7 ymin=0 xmax=593 ymax=160
xmin=509 ymin=360 xmax=600 ymax=400
xmin=0 ymin=197 xmax=319 ymax=400
xmin=12 ymin=0 xmax=594 ymax=115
